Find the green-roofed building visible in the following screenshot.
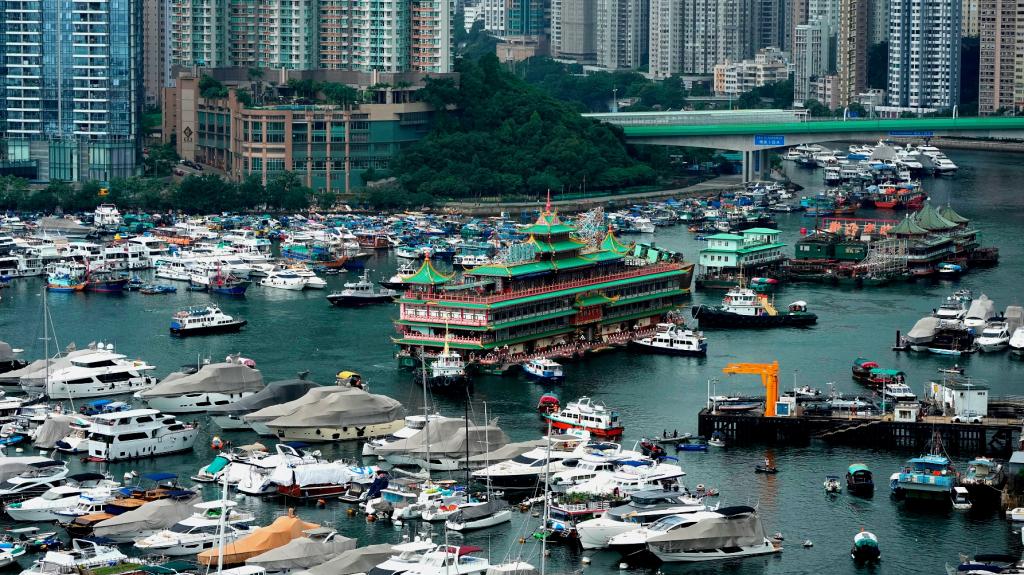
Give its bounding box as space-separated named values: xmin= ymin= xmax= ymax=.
xmin=697 ymin=228 xmax=786 ymax=288
xmin=394 ymin=206 xmax=695 ymax=368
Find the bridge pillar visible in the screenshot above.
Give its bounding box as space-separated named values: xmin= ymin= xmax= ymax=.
xmin=741 ymin=149 xmax=772 ymax=182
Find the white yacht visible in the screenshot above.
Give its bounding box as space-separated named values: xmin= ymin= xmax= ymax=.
xmin=362 ymin=414 xmax=429 ymax=457
xmin=52 ymin=485 xmax=122 ymax=522
xmin=608 ymin=507 xmax=780 ymax=562
xmin=225 ymin=444 xmax=322 ymax=496
xmin=365 ymin=540 xmax=437 ymax=575
xmin=1011 ymin=327 xmax=1024 ymax=356
xmin=567 ymin=460 xmax=685 ymax=497
xmin=288 ymin=267 xmax=327 ymax=289
xmin=470 ymin=432 xmax=605 ymax=490
xmin=0 ymin=460 xmax=69 ymax=502
xmin=548 ymin=451 xmax=622 ymax=493
xmin=124 ymin=236 xmax=171 ymax=268
xmin=154 ymin=255 xmax=198 ymax=281
xmin=881 ymin=382 xmax=917 ymax=402
xmin=977 ymin=322 xmax=1011 ymax=352
xmin=576 ymin=489 xmax=707 ymax=550
xmin=5 ymin=473 xmax=117 ymax=522
xmin=629 ymin=323 xmax=707 ymax=356
xmin=20 ymin=539 xmax=127 ymax=575
xmin=932 ymin=155 xmax=959 ymax=174
xmin=137 ymin=357 xmax=264 ymax=413
xmin=933 ymin=296 xmax=968 ymax=320
xmin=394 ymin=544 xmax=492 ymax=575
xmin=85 ymin=409 xmax=199 ymax=462
xmin=134 ymin=500 xmax=256 ymax=556
xmin=34 ymin=345 xmax=157 ymax=399
xmin=260 ymin=270 xmax=307 ymax=290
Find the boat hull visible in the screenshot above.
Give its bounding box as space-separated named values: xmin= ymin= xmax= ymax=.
xmin=145 ymin=391 xmax=257 ymax=414
xmin=628 ymin=340 xmax=707 ymax=357
xmin=692 ymin=308 xmax=817 ymax=328
xmin=327 ymin=294 xmax=395 ymax=306
xmin=546 ymin=419 xmax=623 ymax=438
xmin=445 ymin=509 xmax=512 ymax=532
xmin=210 ymin=414 xmax=252 ymax=430
xmin=269 ymin=419 xmax=404 ymax=442
xmin=277 ymin=483 xmax=348 ymax=500
xmin=170 ymin=320 xmax=247 ymax=337
xmin=651 ymin=539 xmax=781 ymax=562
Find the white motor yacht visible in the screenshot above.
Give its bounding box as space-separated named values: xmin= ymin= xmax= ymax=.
xmin=226 ymin=444 xmax=322 ymax=496
xmin=608 ymin=507 xmax=780 ymax=562
xmin=567 ymin=460 xmax=685 ymax=497
xmin=977 ymin=322 xmax=1011 ymax=352
xmin=136 ymin=356 xmax=264 ymax=413
xmin=52 ymin=485 xmax=121 ymax=522
xmin=85 ymin=409 xmax=199 ymax=462
xmin=1011 ymin=327 xmax=1024 ymax=356
xmin=362 ymin=414 xmax=429 ymax=457
xmin=260 ymin=270 xmax=307 ymax=290
xmin=471 ymin=432 xmax=608 ymax=490
xmin=881 ymin=382 xmax=917 ymax=402
xmin=364 ymin=540 xmax=436 ymax=575
xmin=933 ymin=155 xmax=959 ymax=174
xmin=19 ymin=539 xmax=127 ymax=575
xmin=5 ymin=473 xmax=116 ymax=521
xmin=287 ymin=267 xmax=327 ymax=289
xmin=396 ymin=544 xmax=492 ymax=575
xmin=629 ymin=323 xmax=707 ymax=356
xmin=0 ymin=460 xmax=69 ymax=502
xmin=576 ymin=489 xmax=707 ymax=550
xmin=35 ymin=345 xmax=157 ymax=399
xmin=134 ymin=499 xmax=256 ymax=556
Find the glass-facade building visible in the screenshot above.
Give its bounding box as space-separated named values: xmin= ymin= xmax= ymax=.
xmin=1 ymin=0 xmax=142 ymax=182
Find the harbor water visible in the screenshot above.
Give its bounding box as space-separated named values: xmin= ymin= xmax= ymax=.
xmin=1 ymin=146 xmax=1023 ymax=573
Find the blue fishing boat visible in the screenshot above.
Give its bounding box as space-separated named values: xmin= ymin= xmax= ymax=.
xmin=84 ymin=270 xmax=129 ymax=293
xmin=207 ymin=273 xmax=250 ymax=296
xmin=46 ymin=264 xmax=87 ymax=292
xmin=893 ymin=454 xmax=955 ymax=504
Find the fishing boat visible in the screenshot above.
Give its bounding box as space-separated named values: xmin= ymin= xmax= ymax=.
xmin=202 ymin=271 xmax=251 ymax=296
xmin=707 ymin=432 xmax=726 ymax=448
xmin=326 ymin=271 xmax=398 ymax=306
xmin=522 ymin=358 xmax=565 ymax=383
xmin=84 ymin=409 xmax=199 ymax=462
xmin=84 ymin=270 xmax=129 ymax=293
xmin=45 ymin=263 xmax=87 ymax=292
xmin=692 ymin=286 xmax=817 ymax=328
xmin=542 ymin=397 xmax=623 ymax=438
xmin=170 ymin=305 xmax=247 ymax=336
xmin=629 ymin=323 xmax=707 ymax=356
xmin=138 ymin=284 xmax=177 ymax=294
xmin=960 ymin=457 xmax=1005 ymax=502
xmin=850 ymin=530 xmax=880 ymax=562
xmin=951 ymin=486 xmax=972 ymax=510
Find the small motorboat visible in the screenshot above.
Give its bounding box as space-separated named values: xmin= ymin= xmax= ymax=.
xmin=536 ymin=394 xmax=559 ymax=414
xmin=639 ymin=439 xmax=667 ymax=460
xmin=951 ymin=486 xmax=973 ymax=510
xmin=938 ymin=365 xmax=965 ymax=375
xmin=755 ymin=460 xmax=779 ymax=474
xmin=850 ymin=530 xmax=880 ymax=562
xmin=707 ymin=432 xmax=726 ymax=448
xmin=1006 ymin=507 xmax=1024 ymax=522
xmin=675 ymin=438 xmax=708 ymax=452
xmin=824 ymin=475 xmax=841 ymax=494
xmin=139 ymin=284 xmax=177 ymax=295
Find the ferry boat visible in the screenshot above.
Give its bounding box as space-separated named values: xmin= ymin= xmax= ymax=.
xmin=85 ymin=408 xmax=200 ymax=462
xmin=170 ymin=305 xmax=247 ymax=336
xmin=543 ymin=397 xmax=624 ymax=438
xmin=893 ymin=454 xmax=955 ymax=504
xmin=327 ymin=271 xmax=398 ymax=306
xmin=392 ymin=202 xmax=693 ymax=370
xmin=523 ymin=358 xmax=565 ymax=383
xmin=629 ymin=323 xmax=707 ymax=356
xmin=691 ymin=286 xmax=817 ymax=328
xmin=39 ymin=345 xmax=157 ymax=399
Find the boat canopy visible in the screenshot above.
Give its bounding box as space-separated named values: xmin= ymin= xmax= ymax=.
xmin=869 ymin=368 xmax=904 ymax=376
xmin=245 ymin=533 xmax=355 ymax=571
xmin=905 ymin=317 xmax=940 ymax=343
xmin=206 ymin=378 xmax=321 ymax=416
xmin=140 ymin=362 xmax=264 ymax=398
xmin=268 ymin=462 xmax=370 ymax=488
xmin=966 ymin=294 xmax=996 ymax=323
xmin=0 ymin=457 xmax=57 ymax=482
xmin=247 ymin=386 xmax=404 ymax=429
xmin=198 ymin=513 xmax=320 ymax=566
xmin=455 ymin=499 xmax=504 ymax=521
xmin=847 ymin=464 xmax=871 ymax=474
xmin=92 ymin=493 xmax=200 ymax=539
xmin=142 ymin=472 xmax=178 ymax=482
xmin=306 ymin=544 xmax=395 ymax=575
xmin=375 ymin=417 xmax=509 ymax=458
xmin=0 ymin=349 xmax=95 ymax=385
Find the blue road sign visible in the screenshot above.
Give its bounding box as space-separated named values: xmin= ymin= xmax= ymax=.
xmin=754 ymin=135 xmax=785 ymax=146
xmin=888 ymin=130 xmax=934 ymax=137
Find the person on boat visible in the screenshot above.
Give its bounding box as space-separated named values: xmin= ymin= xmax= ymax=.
xmin=673 ymin=429 xmax=678 ymax=438
xmin=764 ymin=457 xmax=771 ymax=469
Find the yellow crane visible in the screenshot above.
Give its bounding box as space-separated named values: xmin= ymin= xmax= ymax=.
xmin=722 ymin=361 xmax=780 ymax=417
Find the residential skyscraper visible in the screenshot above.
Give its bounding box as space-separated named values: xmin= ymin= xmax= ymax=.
xmin=1 ymin=0 xmax=142 ymax=181
xmin=888 ymin=0 xmax=962 ymax=110
xmin=867 ymin=0 xmax=888 ymax=45
xmin=507 ymin=0 xmax=546 ymax=35
xmin=755 ymin=0 xmax=786 ymax=50
xmin=143 ymin=0 xmax=170 ymax=107
xmin=649 ymin=0 xmax=684 ymax=78
xmin=551 ymin=0 xmax=597 ymax=63
xmin=596 ymin=0 xmax=649 ymax=69
xmin=837 ymin=0 xmax=869 ymax=105
xmin=649 ymin=0 xmax=753 ymax=77
xmin=411 ymin=0 xmax=455 ymax=72
xmin=978 ymin=0 xmax=1022 ymax=113
xmin=793 ymin=20 xmax=833 ymax=102
xmin=962 ymin=0 xmax=980 ymax=35
xmin=169 ymin=0 xmax=229 ymax=68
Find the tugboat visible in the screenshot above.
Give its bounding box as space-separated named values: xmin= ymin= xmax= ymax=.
xmin=542 ymin=397 xmax=623 ymax=438
xmin=169 ymin=305 xmax=247 ymax=336
xmin=326 ymin=270 xmax=398 ymax=306
xmin=692 ymin=286 xmax=817 ymax=328
xmin=850 ymin=530 xmax=880 ymax=562
xmin=629 ymin=323 xmax=708 ymax=356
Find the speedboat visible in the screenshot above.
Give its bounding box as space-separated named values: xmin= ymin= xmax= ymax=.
xmin=977 ymin=322 xmax=1011 ymax=352
xmin=608 ymin=507 xmax=780 ymax=562
xmin=881 ymin=382 xmax=916 ymax=402
xmin=443 ymin=500 xmax=512 ymax=532
xmin=1011 ymin=326 xmax=1024 ymax=356
xmin=395 ymin=544 xmax=492 ymax=575
xmin=522 ymin=358 xmax=565 ymax=383
xmin=850 ymin=530 xmax=880 ymax=562
xmin=134 ymin=499 xmax=256 ymax=556
xmin=136 ymin=356 xmax=264 ymax=413
xmin=0 ymin=461 xmax=69 ymax=502
xmin=576 ymin=489 xmax=706 ymax=550
xmin=5 ymin=473 xmax=116 ymax=522
xmin=824 ymin=475 xmax=841 ymax=494
xmin=951 ymin=486 xmax=972 ymax=510
xmin=84 ymin=409 xmax=199 ymax=462
xmin=629 ymin=323 xmax=707 ymax=356
xmin=326 ymin=271 xmax=397 ymax=306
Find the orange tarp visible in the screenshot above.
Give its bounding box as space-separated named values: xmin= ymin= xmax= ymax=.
xmin=197 ymin=513 xmax=319 ymax=566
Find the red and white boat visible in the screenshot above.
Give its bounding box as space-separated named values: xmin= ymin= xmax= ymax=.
xmin=542 ymin=397 xmax=624 ymax=439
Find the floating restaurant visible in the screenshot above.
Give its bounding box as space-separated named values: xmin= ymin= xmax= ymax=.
xmin=393 ymin=202 xmax=694 ymax=369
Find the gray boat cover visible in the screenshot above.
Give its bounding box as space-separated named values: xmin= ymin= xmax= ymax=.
xmin=870 ymin=144 xmax=897 ymax=161
xmin=245 ymin=534 xmax=356 ymax=571
xmin=0 ymin=457 xmax=56 ymax=482
xmin=139 ymin=362 xmax=264 ymax=398
xmin=37 ymin=217 xmax=92 ymax=235
xmin=376 ymin=417 xmax=509 ymax=458
xmin=32 ymin=415 xmax=86 ymax=448
xmin=1005 ymin=306 xmax=1023 ymax=333
xmin=1 ymin=350 xmax=94 ymax=385
xmin=305 ymin=544 xmax=394 ymax=575
xmin=460 ymin=439 xmax=546 ymax=468
xmin=92 ymin=493 xmax=201 ymax=539
xmin=246 ymin=386 xmax=404 ymax=428
xmin=486 ymin=563 xmax=539 ymax=575
xmin=455 ymin=499 xmax=504 ymax=522
xmin=646 ymin=507 xmax=767 ymax=552
xmin=207 ymin=379 xmax=320 ymax=416
xmin=905 ymin=317 xmax=940 ymax=343
xmin=0 ymin=342 xmax=18 ymax=362
xmin=966 ymin=294 xmax=996 ymax=323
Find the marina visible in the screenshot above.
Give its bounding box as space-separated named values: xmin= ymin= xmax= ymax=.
xmin=0 ymin=146 xmax=1021 ymax=574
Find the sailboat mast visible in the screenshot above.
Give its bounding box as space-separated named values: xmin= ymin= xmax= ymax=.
xmin=216 ymin=472 xmax=228 ymax=574
xmin=541 ymin=419 xmax=552 ymax=575
xmin=464 ymin=390 xmax=470 ymax=487
xmin=43 ymin=287 xmax=49 ymax=396
xmin=421 ymin=346 xmax=430 ymax=481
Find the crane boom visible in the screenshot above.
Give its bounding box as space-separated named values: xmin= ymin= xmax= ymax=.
xmin=722 ymin=361 xmax=780 ymax=417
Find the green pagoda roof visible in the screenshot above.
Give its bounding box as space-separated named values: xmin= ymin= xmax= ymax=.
xmin=600 ymin=228 xmax=633 ymax=255
xmin=466 ymin=250 xmax=623 ymax=278
xmin=404 ymin=256 xmax=453 ymax=285
xmin=914 ymin=203 xmax=957 ymax=231
xmin=527 ymin=236 xmax=587 ymax=253
xmin=520 ymin=193 xmax=577 ymax=235
xmin=937 ymin=204 xmax=969 ymax=224
xmin=890 ymin=215 xmax=929 ymax=236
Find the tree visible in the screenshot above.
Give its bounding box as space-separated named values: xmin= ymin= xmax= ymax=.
xmin=144 ymin=143 xmax=178 ymax=177
xmin=266 ymin=171 xmax=311 ymax=211
xmin=287 ymin=78 xmax=319 ymax=100
xmin=175 ymin=174 xmax=237 ymax=213
xmin=803 ymin=99 xmax=831 ymax=117
xmin=321 ymin=82 xmax=360 ymax=107
xmin=199 ymin=75 xmax=228 ymax=99
xmin=0 ymin=176 xmax=30 ymax=210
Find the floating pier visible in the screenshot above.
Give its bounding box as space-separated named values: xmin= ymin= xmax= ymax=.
xmin=697 ymin=409 xmax=1019 ymax=455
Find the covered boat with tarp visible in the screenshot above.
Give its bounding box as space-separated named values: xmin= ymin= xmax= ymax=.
xmin=247 ymin=386 xmax=405 ymax=443
xmin=138 ymin=358 xmax=264 ymax=413
xmin=642 ymin=506 xmax=780 ymax=562
xmin=245 ymin=528 xmax=355 ymax=572
xmin=904 ymin=317 xmax=940 ymax=348
xmin=32 ymin=415 xmax=89 ymax=449
xmin=91 ymin=491 xmax=200 ymax=543
xmin=376 ymin=417 xmax=509 ymax=471
xmin=1 ymin=349 xmax=93 ymax=392
xmin=303 ymin=543 xmax=395 ymax=575
xmin=0 ymin=342 xmax=26 ymax=375
xmin=269 ymin=461 xmax=375 ymax=500
xmin=197 ymin=511 xmax=319 ymax=566
xmin=208 ymin=376 xmax=321 ymax=431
